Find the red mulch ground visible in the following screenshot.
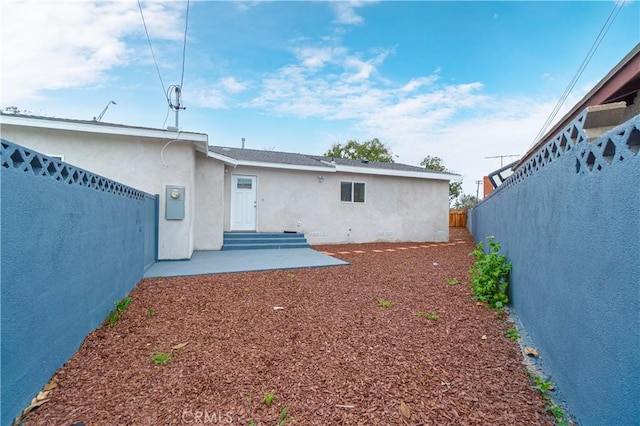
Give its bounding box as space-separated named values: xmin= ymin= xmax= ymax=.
xmin=24 ymin=228 xmax=553 ymax=425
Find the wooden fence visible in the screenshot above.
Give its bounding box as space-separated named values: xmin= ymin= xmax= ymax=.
xmin=449 ymin=209 xmax=467 ymax=228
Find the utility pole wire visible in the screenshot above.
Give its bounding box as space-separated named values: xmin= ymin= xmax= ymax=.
xmin=180 ymin=0 xmax=190 ymax=89
xmin=137 ymin=0 xmax=168 ymax=104
xmin=530 ymin=0 xmax=625 ymax=149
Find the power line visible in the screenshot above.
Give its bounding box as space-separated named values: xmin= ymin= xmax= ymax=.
xmin=137 ymin=0 xmax=168 ymax=103
xmin=530 ymin=0 xmax=625 ymax=149
xmin=180 ymin=0 xmax=190 ymax=89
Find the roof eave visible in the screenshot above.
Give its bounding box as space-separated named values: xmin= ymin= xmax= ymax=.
xmin=0 ymin=114 xmax=209 ymax=143
xmin=233 ymin=160 xmax=335 ymax=172
xmin=333 ymin=164 xmax=459 ymax=181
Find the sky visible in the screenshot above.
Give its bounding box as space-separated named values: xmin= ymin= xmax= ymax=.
xmin=1 ymin=0 xmax=639 ymax=197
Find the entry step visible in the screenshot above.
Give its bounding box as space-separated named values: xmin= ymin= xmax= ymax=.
xmin=222 ymin=232 xmax=309 ymax=250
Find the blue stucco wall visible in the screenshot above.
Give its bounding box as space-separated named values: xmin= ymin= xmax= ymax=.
xmin=470 ymin=115 xmax=640 ymax=425
xmin=1 ymin=140 xmax=157 ymax=425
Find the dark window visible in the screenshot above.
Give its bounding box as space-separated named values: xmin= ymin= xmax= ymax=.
xmin=340 ymin=181 xmax=365 ymax=203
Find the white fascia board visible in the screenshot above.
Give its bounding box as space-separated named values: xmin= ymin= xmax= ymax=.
xmin=1 ymin=114 xmax=208 ymax=143
xmin=333 ymin=164 xmax=460 ymax=181
xmin=206 ymin=150 xmax=238 ymax=167
xmin=235 ymin=160 xmax=336 ymax=173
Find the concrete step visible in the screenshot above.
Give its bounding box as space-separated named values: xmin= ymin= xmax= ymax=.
xmin=222 ymin=232 xmax=309 ymax=250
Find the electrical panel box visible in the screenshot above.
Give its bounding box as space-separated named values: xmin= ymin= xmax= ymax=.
xmin=165 ymin=185 xmax=185 ymax=220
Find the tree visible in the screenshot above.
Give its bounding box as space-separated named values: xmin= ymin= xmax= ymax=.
xmin=453 ymin=194 xmax=480 ymax=210
xmin=420 ymin=155 xmax=462 ymax=203
xmin=420 ymin=155 xmax=447 ymax=172
xmin=1 ymin=106 xmax=21 ymax=114
xmin=325 ymin=138 xmax=395 ymax=163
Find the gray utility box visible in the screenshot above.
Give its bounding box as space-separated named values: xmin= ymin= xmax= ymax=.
xmin=165 ymin=185 xmax=185 ymax=220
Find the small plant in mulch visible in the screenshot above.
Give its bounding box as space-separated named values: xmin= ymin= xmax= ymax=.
xmin=468 ymin=237 xmax=512 ymax=309
xmin=277 ymin=405 xmax=294 ymax=425
xmin=504 ymin=326 xmax=520 ymax=340
xmin=528 ymin=370 xmax=568 ymax=424
xmin=150 ymin=342 xmax=188 ymax=365
xmin=263 ymin=390 xmax=276 ymax=406
xmin=106 ymin=296 xmax=132 ymax=326
xmin=146 ymin=308 xmax=155 ymax=317
xmin=417 ymin=310 xmax=439 ymax=321
xmin=445 ymin=277 xmax=460 ymax=286
xmin=376 ymin=299 xmax=394 ymax=308
xmin=151 ymin=350 xmax=173 ymax=365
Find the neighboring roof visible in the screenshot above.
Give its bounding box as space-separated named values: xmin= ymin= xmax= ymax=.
xmin=516 ymin=43 xmax=640 ymax=170
xmin=208 ymin=145 xmax=459 ymax=181
xmin=0 ymin=113 xmax=209 ymax=150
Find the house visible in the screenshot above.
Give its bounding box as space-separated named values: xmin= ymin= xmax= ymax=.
xmin=0 ymin=113 xmax=459 ymax=260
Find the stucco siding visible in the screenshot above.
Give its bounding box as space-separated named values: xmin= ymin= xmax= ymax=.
xmin=469 ymin=116 xmax=640 ymax=425
xmin=1 ymin=141 xmax=152 ymax=425
xmin=194 ymin=152 xmax=224 ymax=250
xmin=224 ymin=165 xmax=449 ymax=244
xmin=0 ymin=125 xmax=197 ymax=259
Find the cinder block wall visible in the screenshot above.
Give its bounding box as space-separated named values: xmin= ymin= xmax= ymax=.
xmin=1 ymin=140 xmax=154 ymax=425
xmin=469 ymin=116 xmax=640 ymax=425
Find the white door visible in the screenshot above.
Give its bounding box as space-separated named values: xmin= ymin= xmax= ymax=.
xmin=230 ymin=175 xmax=257 ymax=231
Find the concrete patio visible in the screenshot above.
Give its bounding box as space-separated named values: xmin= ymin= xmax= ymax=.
xmin=143 ymin=248 xmax=349 ymax=278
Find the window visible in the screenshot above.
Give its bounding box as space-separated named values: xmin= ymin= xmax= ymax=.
xmin=340 ymin=181 xmax=365 ymax=203
xmin=236 ymin=178 xmax=252 ymax=189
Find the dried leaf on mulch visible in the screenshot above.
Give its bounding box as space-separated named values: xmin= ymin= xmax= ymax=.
xmin=24 ymin=228 xmax=554 ymax=425
xmin=525 ymin=346 xmax=540 ymax=357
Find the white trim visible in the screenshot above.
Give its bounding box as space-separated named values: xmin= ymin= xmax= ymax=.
xmin=207 ymin=150 xmax=239 ymax=166
xmin=233 ymin=159 xmax=335 ymax=173
xmin=332 ymin=164 xmax=459 ymax=181
xmin=0 ymin=114 xmax=208 ymax=143
xmin=340 ymin=180 xmax=366 ymax=203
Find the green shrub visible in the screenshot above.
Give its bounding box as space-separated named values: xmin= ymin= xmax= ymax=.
xmin=469 ymin=237 xmax=512 ymax=308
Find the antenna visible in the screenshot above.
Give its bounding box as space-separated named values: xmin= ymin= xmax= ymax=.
xmin=475 ymin=180 xmax=483 ymax=199
xmin=94 ymin=101 xmax=116 ymax=122
xmin=485 ymin=154 xmax=520 ymax=167
xmin=167 ymin=85 xmax=186 ymax=129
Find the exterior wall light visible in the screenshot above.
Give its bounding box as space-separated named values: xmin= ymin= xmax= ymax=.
xmin=318 ymin=175 xmax=324 ymax=183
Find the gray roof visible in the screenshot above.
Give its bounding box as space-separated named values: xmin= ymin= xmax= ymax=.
xmin=209 ymin=145 xmax=456 ymax=177
xmin=208 ymin=146 xmax=332 ymax=168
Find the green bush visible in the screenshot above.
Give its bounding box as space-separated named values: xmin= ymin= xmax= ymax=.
xmin=469 ymin=237 xmax=512 ymax=308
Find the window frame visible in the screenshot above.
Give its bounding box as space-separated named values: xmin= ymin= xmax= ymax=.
xmin=340 ymin=180 xmax=366 ymax=203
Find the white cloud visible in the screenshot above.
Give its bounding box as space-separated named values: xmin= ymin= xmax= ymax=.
xmin=400 ymin=76 xmax=439 ymax=93
xmin=220 ymin=77 xmax=248 ymax=93
xmin=330 ymin=1 xmax=374 ymax=25
xmin=241 ymin=38 xmax=573 ymax=198
xmin=294 ymin=46 xmax=347 ymax=69
xmin=188 ymin=76 xmax=249 ymax=109
xmin=1 ymin=0 xmax=184 ymax=105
